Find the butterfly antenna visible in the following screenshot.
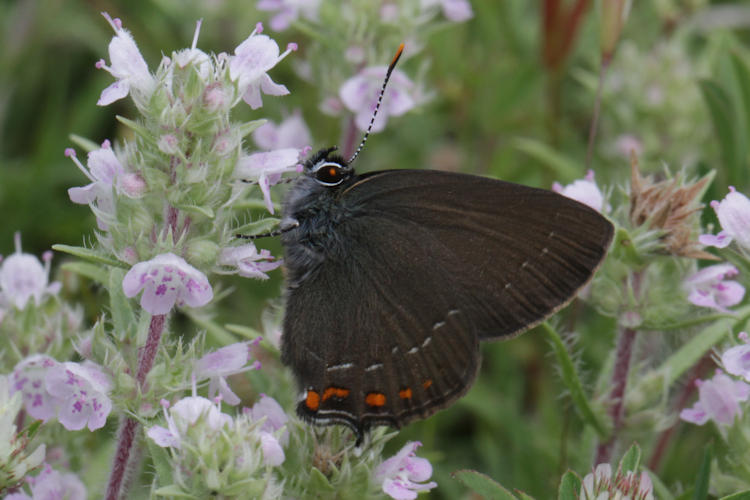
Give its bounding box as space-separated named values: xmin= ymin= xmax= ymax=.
xmin=347 ymin=43 xmax=405 ymax=165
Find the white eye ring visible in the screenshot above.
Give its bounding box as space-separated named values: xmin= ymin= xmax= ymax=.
xmin=312 ymin=161 xmax=346 ymax=186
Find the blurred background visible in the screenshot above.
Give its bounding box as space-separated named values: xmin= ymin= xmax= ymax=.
xmin=2 ymin=0 xmax=750 ymax=497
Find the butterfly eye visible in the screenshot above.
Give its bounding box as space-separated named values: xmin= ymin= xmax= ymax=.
xmin=314 ymin=163 xmax=346 ymax=186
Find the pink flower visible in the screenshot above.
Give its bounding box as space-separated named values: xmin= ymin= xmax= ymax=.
xmin=194 ymin=341 xmax=261 ymax=405
xmin=44 ymin=361 xmax=112 ymax=431
xmin=229 ymin=23 xmax=296 ymax=109
xmin=11 ymin=355 xmax=62 ymax=422
xmin=147 ymin=396 xmax=232 ymax=449
xmin=259 ymin=431 xmax=285 ymax=466
xmin=66 ymin=141 xmax=130 ymax=230
xmin=122 ymin=253 xmax=213 ymax=315
xmin=421 ymin=0 xmax=473 ymax=22
xmin=552 ymin=170 xmax=605 ymax=212
xmin=615 ymin=134 xmax=644 ymax=158
xmin=5 ymin=463 xmax=86 ymax=500
xmin=234 ymin=148 xmax=301 ymax=213
xmin=722 ymin=332 xmax=750 ymax=383
xmin=257 ymin=0 xmax=320 ymax=31
xmin=680 ymin=370 xmax=750 ymax=426
xmin=253 ymin=111 xmax=312 ymax=152
xmin=11 ymin=356 xmax=112 ymax=431
xmin=0 ymin=233 xmax=60 ymax=310
xmin=683 ymin=263 xmax=745 ymax=313
xmin=374 ymin=441 xmax=437 ymax=500
xmin=700 ymin=186 xmax=750 ymax=252
xmin=247 ymin=394 xmax=289 ymax=444
xmin=218 ymin=243 xmax=283 ymax=279
xmin=95 ymin=13 xmax=153 ymax=106
xmin=339 ymin=66 xmax=420 ymax=133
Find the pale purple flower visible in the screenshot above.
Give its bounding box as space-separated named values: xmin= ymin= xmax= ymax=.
xmin=683 ymin=263 xmax=745 ymax=313
xmin=194 ymin=341 xmax=261 ymax=405
xmin=11 ymin=355 xmax=62 ymax=422
xmin=579 ymin=463 xmax=653 ymax=500
xmin=44 ymin=361 xmax=112 ymax=431
xmin=218 ymin=243 xmax=283 ymax=279
xmin=253 ymin=111 xmax=312 ymax=152
xmin=66 ymin=141 xmax=126 ymax=230
xmin=257 ymin=0 xmax=320 ymax=31
xmin=680 ymin=370 xmax=750 ymax=426
xmin=699 ymin=186 xmax=750 ymax=252
xmin=380 ymin=3 xmax=400 ymax=23
xmin=247 ymin=393 xmax=289 ymax=444
xmin=374 ymin=441 xmax=437 ymax=500
xmin=259 ymin=431 xmax=285 ymax=466
xmin=421 ymin=0 xmax=473 ymax=22
xmin=5 ymin=463 xmax=87 ymax=500
xmin=147 ymin=396 xmax=232 ymax=449
xmin=229 ymin=23 xmax=297 ymax=109
xmin=340 ymin=66 xmax=420 ymax=133
xmin=552 ymin=170 xmax=605 ymax=212
xmin=615 ymin=134 xmax=644 ymax=158
xmin=234 ymin=148 xmax=301 ymax=213
xmin=96 ymin=12 xmax=154 ymax=106
xmin=722 ymin=332 xmax=750 ymax=382
xmin=0 ymin=233 xmax=60 ymax=310
xmin=122 ymin=253 xmax=213 ymax=315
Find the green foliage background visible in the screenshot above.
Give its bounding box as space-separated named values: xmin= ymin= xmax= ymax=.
xmin=2 ymin=0 xmax=750 ymax=498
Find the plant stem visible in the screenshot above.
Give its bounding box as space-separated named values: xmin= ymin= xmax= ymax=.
xmin=105 ymin=314 xmax=166 ymax=500
xmin=594 ymin=270 xmax=643 ymax=464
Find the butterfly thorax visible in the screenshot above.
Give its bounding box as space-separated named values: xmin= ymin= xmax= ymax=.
xmin=281 ymin=167 xmax=361 ymax=287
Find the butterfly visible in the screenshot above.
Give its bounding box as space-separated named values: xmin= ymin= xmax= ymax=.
xmin=246 ymin=45 xmax=613 ymax=441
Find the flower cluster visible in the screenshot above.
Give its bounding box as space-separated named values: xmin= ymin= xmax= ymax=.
xmin=4 ymin=463 xmax=86 ymax=500
xmin=681 ymin=332 xmax=750 ymax=428
xmin=0 ymin=233 xmax=60 ymax=314
xmin=579 ymin=463 xmax=653 ymax=500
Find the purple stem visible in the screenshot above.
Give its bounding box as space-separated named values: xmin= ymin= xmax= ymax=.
xmin=594 ymin=270 xmax=643 ymax=465
xmin=105 ymin=314 xmax=166 ymax=500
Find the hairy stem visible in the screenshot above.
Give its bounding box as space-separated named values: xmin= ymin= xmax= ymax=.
xmin=105 ymin=314 xmax=166 ymax=500
xmin=594 ymin=270 xmax=643 ymax=464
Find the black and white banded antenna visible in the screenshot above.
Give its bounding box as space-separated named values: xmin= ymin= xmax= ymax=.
xmin=347 ymin=43 xmax=405 ymax=165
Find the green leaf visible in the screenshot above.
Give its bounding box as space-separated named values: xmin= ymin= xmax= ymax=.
xmin=52 ymin=244 xmax=127 ymax=268
xmin=660 ymin=305 xmax=750 ymax=387
xmin=234 ymin=217 xmax=282 ymax=237
xmin=699 ymin=79 xmax=741 ymax=177
xmin=238 ymin=119 xmax=268 ymax=139
xmin=720 ymin=492 xmax=750 ymax=500
xmin=512 ymin=137 xmax=581 ymax=180
xmin=60 ymin=261 xmax=108 ymax=285
xmin=692 ymin=442 xmax=713 ymax=500
xmin=146 ymin=437 xmax=173 ymax=491
xmin=617 ymin=443 xmax=641 ymax=474
xmin=541 ymin=323 xmax=609 ymax=438
xmin=308 ymin=466 xmax=336 ymax=493
xmin=645 ymin=467 xmax=675 ymax=500
xmin=452 ymin=469 xmax=519 ymax=499
xmin=224 ymin=323 xmax=264 ymax=340
xmin=108 ymin=267 xmax=135 ymax=338
xmin=153 ymin=484 xmax=199 ymax=498
xmin=68 ymin=133 xmax=100 ymax=152
xmin=171 ymin=203 xmax=214 ymax=219
xmin=557 ymin=471 xmax=581 ymax=500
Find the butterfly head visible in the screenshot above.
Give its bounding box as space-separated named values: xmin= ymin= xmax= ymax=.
xmin=304 ymin=146 xmax=353 ymax=187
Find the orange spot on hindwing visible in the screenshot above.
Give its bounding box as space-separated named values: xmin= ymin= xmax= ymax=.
xmin=399 ymin=388 xmax=413 ymax=399
xmin=365 ymin=392 xmax=387 ymax=407
xmin=322 ymin=386 xmax=350 ymax=401
xmin=305 ymin=390 xmax=320 ymax=411
xmin=422 ymin=379 xmax=433 ymax=389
